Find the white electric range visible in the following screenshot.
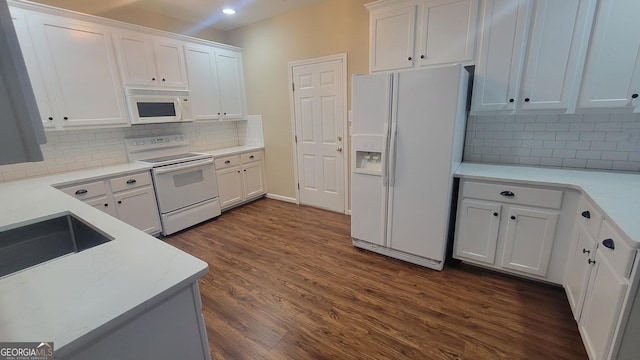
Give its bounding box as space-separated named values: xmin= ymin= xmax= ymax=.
xmin=126 ymin=135 xmax=220 ymax=235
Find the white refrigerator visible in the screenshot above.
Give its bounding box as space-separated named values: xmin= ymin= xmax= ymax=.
xmin=351 ymin=64 xmax=470 ymax=271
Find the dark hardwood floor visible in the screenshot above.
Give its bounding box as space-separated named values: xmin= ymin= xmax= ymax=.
xmin=165 ymin=198 xmax=587 ymax=360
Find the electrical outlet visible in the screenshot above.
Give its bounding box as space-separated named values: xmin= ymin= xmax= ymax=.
xmin=626 ymin=129 xmax=640 ymax=143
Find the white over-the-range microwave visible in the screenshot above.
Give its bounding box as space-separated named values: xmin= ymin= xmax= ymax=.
xmin=125 ymin=88 xmax=193 ymax=124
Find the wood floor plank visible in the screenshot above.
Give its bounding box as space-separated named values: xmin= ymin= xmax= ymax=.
xmin=165 ymin=198 xmax=587 ymax=360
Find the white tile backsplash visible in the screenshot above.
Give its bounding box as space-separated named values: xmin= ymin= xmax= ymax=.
xmin=0 ymin=117 xmax=264 ymax=182
xmin=464 ymin=113 xmax=640 ymax=171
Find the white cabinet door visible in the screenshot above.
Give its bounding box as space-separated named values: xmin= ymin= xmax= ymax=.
xmin=454 ymin=199 xmax=501 ymax=265
xmin=471 ymin=0 xmax=529 ymax=113
xmin=578 ymin=0 xmax=640 ymax=111
xmin=27 ymin=13 xmax=128 ymax=128
xmin=184 ymin=45 xmax=222 ymax=120
xmin=154 ymin=39 xmax=188 ymax=89
xmin=217 ymin=167 xmax=243 ymax=210
xmin=501 ymin=207 xmax=558 ymax=277
xmin=369 ymin=4 xmax=417 ymax=72
xmin=580 ymin=250 xmax=628 ymax=360
xmin=564 ymin=222 xmax=598 ymax=321
xmin=10 ymin=7 xmax=55 ymax=128
xmin=520 ymin=0 xmax=595 ymax=111
xmin=242 ymin=161 xmax=265 ymax=199
xmin=116 ymin=31 xmax=188 ymax=89
xmin=416 ymin=0 xmax=478 ymax=67
xmin=215 ymin=49 xmax=247 ymax=120
xmin=113 ymin=186 xmax=162 ymax=235
xmin=85 ymin=196 xmax=117 ymax=218
xmin=117 ymin=31 xmax=157 ymax=88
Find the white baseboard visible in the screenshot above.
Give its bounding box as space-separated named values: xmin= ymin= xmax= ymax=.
xmin=266 ymin=193 xmax=297 ymax=204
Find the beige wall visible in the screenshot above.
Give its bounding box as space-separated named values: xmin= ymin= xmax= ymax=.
xmin=28 ymin=0 xmax=227 ymax=42
xmin=226 ymin=0 xmax=369 ymax=199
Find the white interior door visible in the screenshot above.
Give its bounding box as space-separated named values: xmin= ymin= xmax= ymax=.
xmin=291 ymin=55 xmax=346 ymax=213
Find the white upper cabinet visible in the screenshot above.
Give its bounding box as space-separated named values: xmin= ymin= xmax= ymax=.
xmin=184 ymin=44 xmax=247 ymax=121
xmin=471 ymin=0 xmax=529 ymax=113
xmin=471 ymin=0 xmax=597 ymax=114
xmin=367 ymin=0 xmax=478 ymax=72
xmin=215 ymin=49 xmax=247 ymax=120
xmin=184 ymin=44 xmax=222 ymax=120
xmin=578 ymin=0 xmax=640 ymax=112
xmin=416 ymin=0 xmax=478 ymax=67
xmin=19 ymin=10 xmax=128 ymax=128
xmin=368 ymin=3 xmax=417 ymax=72
xmin=116 ymin=30 xmax=188 ymax=89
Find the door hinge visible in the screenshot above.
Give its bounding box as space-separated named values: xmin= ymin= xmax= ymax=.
xmin=295 ymin=135 xmax=298 ymax=143
xmin=297 ymin=182 xmax=300 ymax=190
xmin=292 ymin=82 xmax=295 ymax=92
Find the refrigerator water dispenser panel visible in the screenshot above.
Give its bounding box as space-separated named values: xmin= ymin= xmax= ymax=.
xmin=356 ymin=151 xmax=382 ymax=173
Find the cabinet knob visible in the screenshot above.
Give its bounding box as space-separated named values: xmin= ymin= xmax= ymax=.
xmin=249 ymin=155 xmax=254 ymax=159
xmin=493 ymin=212 xmax=499 ymax=217
xmin=588 ymin=259 xmax=596 ymax=265
xmin=75 ymin=189 xmax=88 ymax=195
xmin=524 ymin=98 xmax=530 ymax=102
xmin=126 ymin=179 xmax=137 ymax=185
xmin=162 ymin=78 xmax=166 ymax=82
xmin=244 ymin=169 xmax=247 ymax=172
xmin=509 ymin=98 xmax=514 ymax=103
xmin=582 ymin=248 xmax=590 ymax=255
xmin=224 ymin=112 xmax=227 ymax=115
xmin=63 ymin=116 xmax=68 ymax=120
xmin=500 ymin=191 xmax=515 ymax=197
xmin=152 ymin=77 xmax=156 ymax=81
xmin=218 ymin=113 xmax=221 ymax=115
xmin=48 ymin=117 xmax=53 ymax=121
xmin=581 ymin=210 xmax=591 ymax=219
xmin=117 ymin=200 xmax=122 ymax=204
xmin=420 ymin=55 xmax=425 ymax=59
xmin=408 ymin=57 xmax=412 ymax=61
xmin=224 ymin=160 xmax=231 ymax=164
xmin=510 ymin=215 xmax=516 ymax=220
xmin=632 ymin=93 xmax=639 ymax=99
xmin=104 ymin=203 xmax=109 ymax=207
xmin=602 ymin=238 xmax=615 ymax=250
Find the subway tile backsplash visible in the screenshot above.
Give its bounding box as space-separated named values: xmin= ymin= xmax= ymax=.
xmin=463 ymin=113 xmax=640 ymax=171
xmin=0 ymin=117 xmax=263 ymax=182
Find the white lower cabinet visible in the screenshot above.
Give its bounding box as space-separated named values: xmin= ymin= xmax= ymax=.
xmin=564 ymin=222 xmax=598 ymax=321
xmin=58 ymin=170 xmax=162 ymax=235
xmin=580 ymin=250 xmax=628 ymax=360
xmin=214 ymin=150 xmax=266 ymax=211
xmin=454 ymin=180 xmax=565 ymax=282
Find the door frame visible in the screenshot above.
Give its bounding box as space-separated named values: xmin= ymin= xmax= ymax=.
xmin=288 ymin=53 xmax=349 ymax=214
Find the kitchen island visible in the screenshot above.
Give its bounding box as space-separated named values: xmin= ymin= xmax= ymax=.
xmin=0 ymin=163 xmax=211 ymax=359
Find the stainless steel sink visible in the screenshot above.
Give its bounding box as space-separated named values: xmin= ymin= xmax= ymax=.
xmin=0 ymin=213 xmax=113 ymax=278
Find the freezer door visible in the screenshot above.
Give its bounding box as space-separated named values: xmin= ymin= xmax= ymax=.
xmin=351 ymin=73 xmax=393 ymax=136
xmin=351 ymin=172 xmax=387 ymax=246
xmin=387 ymin=65 xmax=468 ymax=266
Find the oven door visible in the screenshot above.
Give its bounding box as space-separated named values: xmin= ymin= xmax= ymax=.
xmin=152 ymin=158 xmax=218 ymax=214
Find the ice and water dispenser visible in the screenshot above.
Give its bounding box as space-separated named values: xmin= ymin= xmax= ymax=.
xmin=352 ymin=135 xmax=384 ymax=175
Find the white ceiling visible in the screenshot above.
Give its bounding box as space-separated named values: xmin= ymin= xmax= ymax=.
xmin=131 ymin=0 xmax=329 ymax=31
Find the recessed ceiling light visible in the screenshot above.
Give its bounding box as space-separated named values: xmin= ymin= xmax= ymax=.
xmin=222 ymin=8 xmax=236 ymax=15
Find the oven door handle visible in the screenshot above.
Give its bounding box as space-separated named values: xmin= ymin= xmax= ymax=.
xmin=176 ymin=97 xmax=184 ymax=121
xmin=153 ymin=158 xmax=214 ymax=175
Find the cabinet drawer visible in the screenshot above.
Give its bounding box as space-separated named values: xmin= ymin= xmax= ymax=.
xmin=461 ymin=181 xmax=563 ymax=209
xmin=241 ymin=151 xmax=262 ymax=163
xmin=59 ymin=180 xmax=107 ymax=199
xmin=110 ymin=171 xmax=152 ymax=193
xmin=214 ymin=155 xmax=240 ymax=169
xmin=576 ymin=196 xmax=603 ymax=238
xmin=598 ymin=219 xmax=636 ymax=279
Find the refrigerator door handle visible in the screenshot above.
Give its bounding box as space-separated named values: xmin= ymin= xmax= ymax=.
xmin=382 ymin=120 xmax=390 ymax=186
xmin=388 ymin=117 xmax=398 ymax=187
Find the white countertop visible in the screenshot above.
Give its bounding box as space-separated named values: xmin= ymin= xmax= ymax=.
xmin=455 ymin=163 xmax=640 ymax=245
xmin=198 ymin=145 xmax=264 ymax=158
xmin=0 ymin=162 xmax=208 ymax=355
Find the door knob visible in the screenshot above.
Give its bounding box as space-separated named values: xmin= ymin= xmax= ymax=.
xmin=336 ymin=146 xmax=343 ymax=152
